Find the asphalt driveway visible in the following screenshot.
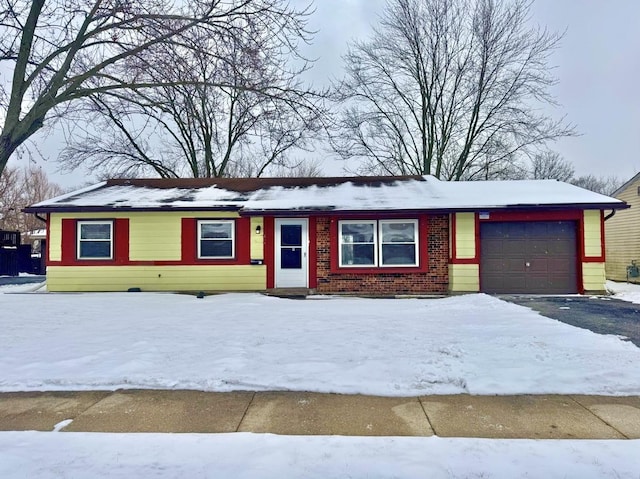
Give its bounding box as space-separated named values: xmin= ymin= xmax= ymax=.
xmin=0 ymin=275 xmax=45 ymax=286
xmin=502 ymin=295 xmax=640 ymax=347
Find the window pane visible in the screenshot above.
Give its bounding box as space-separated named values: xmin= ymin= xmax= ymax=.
xmin=381 ymin=222 xmax=415 ymax=243
xmin=381 ymin=244 xmax=416 ymax=265
xmin=281 ymin=248 xmax=302 ymax=269
xmin=341 ymin=244 xmax=375 ymax=265
xmin=79 ymin=241 xmax=111 ymax=258
xmin=80 ymin=223 xmax=111 ymax=240
xmin=201 ymin=223 xmax=232 ymax=239
xmin=281 ymin=225 xmax=302 ymax=247
xmin=201 ymin=240 xmax=232 ymax=257
xmin=341 ymin=223 xmax=374 ymax=243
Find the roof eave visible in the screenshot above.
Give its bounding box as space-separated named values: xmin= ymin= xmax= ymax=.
xmin=240 ymin=202 xmax=629 ymax=216
xmin=22 ymin=205 xmax=242 ymax=214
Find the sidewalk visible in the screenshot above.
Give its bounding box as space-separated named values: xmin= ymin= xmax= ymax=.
xmin=1 ymin=390 xmax=639 ymax=439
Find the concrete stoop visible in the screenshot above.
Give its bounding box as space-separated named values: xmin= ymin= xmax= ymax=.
xmin=1 ymin=391 xmax=639 ymax=439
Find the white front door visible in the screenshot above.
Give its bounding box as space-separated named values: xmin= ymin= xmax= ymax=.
xmin=275 ymin=218 xmax=308 ymax=288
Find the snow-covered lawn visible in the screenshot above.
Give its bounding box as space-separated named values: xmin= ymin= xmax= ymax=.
xmin=2 ymin=285 xmax=640 ymax=478
xmin=0 ymin=432 xmax=636 ymax=479
xmin=2 ymin=287 xmax=640 ymax=395
xmin=607 ymin=280 xmax=640 ymax=304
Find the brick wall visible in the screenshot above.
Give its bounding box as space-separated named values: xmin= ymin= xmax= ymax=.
xmin=315 ymin=215 xmax=449 ymax=295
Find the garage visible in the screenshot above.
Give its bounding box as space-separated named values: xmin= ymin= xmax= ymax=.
xmin=480 ymin=221 xmax=578 ymax=294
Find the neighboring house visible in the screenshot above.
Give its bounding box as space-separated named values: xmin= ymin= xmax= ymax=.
xmin=24 ymin=176 xmax=626 ymax=295
xmin=605 ymin=172 xmax=640 ymax=283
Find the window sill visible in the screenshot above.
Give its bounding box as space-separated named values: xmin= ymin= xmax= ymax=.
xmin=331 ymin=265 xmax=427 ymax=274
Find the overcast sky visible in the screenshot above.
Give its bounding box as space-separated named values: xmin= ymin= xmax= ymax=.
xmin=14 ymin=0 xmax=640 ymax=188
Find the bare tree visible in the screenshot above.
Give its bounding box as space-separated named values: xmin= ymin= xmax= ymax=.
xmin=0 ymin=165 xmax=63 ymax=236
xmin=0 ymin=0 xmax=319 ymax=176
xmin=59 ymin=17 xmax=325 ymax=178
xmin=332 ymin=0 xmax=574 ymax=180
xmin=571 ymin=174 xmax=622 ymax=196
xmin=529 ymin=151 xmax=574 ymax=181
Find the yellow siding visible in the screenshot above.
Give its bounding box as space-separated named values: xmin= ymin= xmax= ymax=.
xmin=582 ymin=262 xmax=606 ymax=292
xmin=250 ymin=217 xmax=264 ymax=260
xmin=583 ymin=210 xmax=602 ymax=258
xmin=46 ymin=265 xmax=266 ymax=292
xmin=129 ymin=214 xmax=181 ymax=261
xmin=454 ymin=213 xmax=476 ymax=259
xmin=448 ymin=264 xmax=479 ymax=292
xmin=47 ymin=211 xmax=240 ymax=263
xmin=49 ymin=214 xmax=63 ymax=261
xmin=605 ymin=178 xmax=640 ymax=282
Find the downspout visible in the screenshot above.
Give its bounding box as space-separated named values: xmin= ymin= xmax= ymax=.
xmin=35 ymin=213 xmax=47 ymax=223
xmin=603 ymin=210 xmax=616 ymax=221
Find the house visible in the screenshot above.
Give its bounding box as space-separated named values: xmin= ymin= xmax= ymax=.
xmin=24 ymin=176 xmax=626 ymax=295
xmin=605 ymin=172 xmax=640 ymax=283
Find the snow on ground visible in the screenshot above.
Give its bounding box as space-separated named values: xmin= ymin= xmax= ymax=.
xmin=607 ymin=280 xmax=640 ymax=304
xmin=1 ymin=290 xmax=640 ymax=395
xmin=0 ymin=432 xmax=638 ymax=479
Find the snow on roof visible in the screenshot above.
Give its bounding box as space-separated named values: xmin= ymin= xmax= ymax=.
xmin=26 ymin=176 xmax=626 ymax=213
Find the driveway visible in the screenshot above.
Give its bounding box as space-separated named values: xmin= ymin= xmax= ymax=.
xmin=501 ymin=295 xmax=640 ymax=347
xmin=0 ymin=276 xmax=45 ymax=286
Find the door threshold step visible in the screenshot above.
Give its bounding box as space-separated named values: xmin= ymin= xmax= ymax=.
xmin=264 ymin=288 xmax=315 ymax=299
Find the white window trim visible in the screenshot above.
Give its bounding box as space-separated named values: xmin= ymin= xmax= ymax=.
xmin=338 ymin=219 xmax=419 ymax=268
xmin=197 ymin=220 xmax=235 ymax=259
xmin=77 ymin=220 xmax=113 ymax=260
xmin=338 ymin=220 xmax=377 ymax=267
xmin=379 ymin=219 xmax=419 ymax=267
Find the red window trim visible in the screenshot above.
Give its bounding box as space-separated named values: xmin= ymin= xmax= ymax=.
xmin=329 ymin=215 xmax=430 ymax=274
xmin=181 ymin=217 xmax=251 ymax=265
xmin=57 ymin=218 xmax=129 ymax=266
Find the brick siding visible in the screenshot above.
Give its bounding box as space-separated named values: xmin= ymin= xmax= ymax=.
xmin=315 ymin=215 xmax=449 ymax=295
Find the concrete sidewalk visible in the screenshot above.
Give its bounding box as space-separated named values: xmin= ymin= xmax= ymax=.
xmin=1 ymin=390 xmax=639 ymax=439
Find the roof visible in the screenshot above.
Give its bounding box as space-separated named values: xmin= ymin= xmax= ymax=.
xmin=612 ymin=171 xmax=640 ymax=197
xmin=25 ymin=175 xmax=628 ymax=214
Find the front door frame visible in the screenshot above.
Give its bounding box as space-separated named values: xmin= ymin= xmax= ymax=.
xmin=274 ymin=218 xmax=309 ymax=288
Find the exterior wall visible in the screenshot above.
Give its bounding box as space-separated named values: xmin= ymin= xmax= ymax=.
xmin=47 ymin=265 xmax=266 ymax=292
xmin=449 ymin=213 xmax=480 ymax=292
xmin=129 ymin=213 xmax=181 ymax=261
xmin=46 ymin=211 xmax=265 ymax=292
xmin=605 ymin=179 xmax=640 ymax=282
xmin=314 ymin=214 xmax=449 ymax=295
xmin=454 ymin=213 xmax=476 ymax=259
xmin=583 ymin=210 xmax=602 ymax=257
xmin=448 ymin=264 xmax=480 ymax=292
xmin=250 ymin=217 xmax=264 ymax=260
xmin=582 ymin=262 xmax=606 ymax=292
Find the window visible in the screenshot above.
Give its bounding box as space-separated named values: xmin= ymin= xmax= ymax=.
xmin=340 ymin=221 xmax=376 ymax=266
xmin=77 ymin=221 xmax=113 ymax=259
xmin=339 ymin=220 xmax=418 ymax=267
xmin=198 ymin=220 xmax=234 ymax=259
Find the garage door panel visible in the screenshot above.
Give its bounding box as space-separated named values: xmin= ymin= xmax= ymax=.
xmin=505 ymin=259 xmax=526 ymax=272
xmin=483 ymin=258 xmax=505 ymax=273
xmin=482 ymin=240 xmax=504 ymax=256
xmin=480 ymin=221 xmax=578 ymax=294
xmin=528 ymin=258 xmax=548 ymax=272
xmin=547 ymin=240 xmax=577 ymax=255
xmin=503 ymin=240 xmax=526 ymax=255
xmin=526 ymin=240 xmax=549 ymax=255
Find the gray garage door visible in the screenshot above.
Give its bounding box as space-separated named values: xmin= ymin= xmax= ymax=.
xmin=480 ymin=221 xmax=578 ymax=294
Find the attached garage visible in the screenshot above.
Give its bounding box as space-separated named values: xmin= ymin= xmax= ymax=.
xmin=480 ymin=221 xmax=578 ymax=294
